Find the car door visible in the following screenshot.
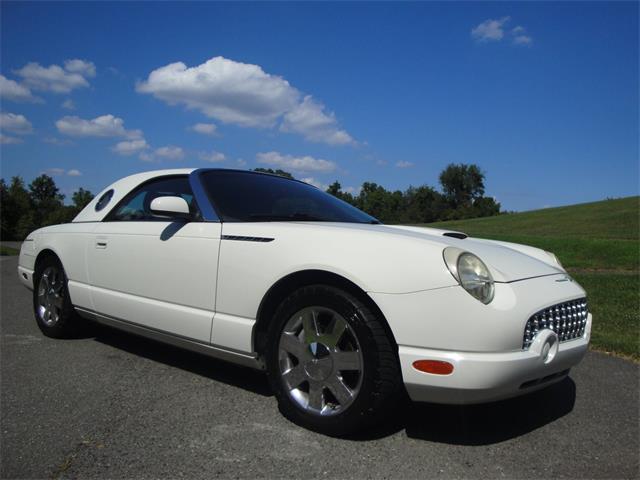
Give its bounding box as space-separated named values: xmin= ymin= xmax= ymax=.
xmin=87 ymin=175 xmax=221 ymax=343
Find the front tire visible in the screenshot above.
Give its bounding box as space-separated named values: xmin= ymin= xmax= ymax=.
xmin=33 ymin=255 xmax=84 ymax=338
xmin=266 ymin=285 xmax=402 ymax=435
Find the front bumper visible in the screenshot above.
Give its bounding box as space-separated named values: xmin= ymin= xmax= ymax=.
xmin=369 ymin=273 xmax=592 ymax=405
xmin=400 ymin=316 xmax=590 ymax=404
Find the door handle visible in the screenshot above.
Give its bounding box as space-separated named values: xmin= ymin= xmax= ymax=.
xmin=95 ymin=237 xmax=108 ymax=249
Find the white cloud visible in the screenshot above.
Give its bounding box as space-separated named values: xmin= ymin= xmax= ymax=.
xmin=112 ymin=138 xmax=149 ymax=156
xmin=0 ymin=75 xmax=41 ymax=103
xmin=236 ymin=158 xmax=247 ymax=167
xmin=43 ymin=168 xmax=65 ymax=176
xmin=300 ymin=177 xmax=329 ymax=191
xmin=56 ymin=114 xmax=142 ymax=139
xmin=511 ymin=25 xmax=525 ymax=35
xmin=15 ymin=59 xmax=95 ymax=93
xmin=376 ymin=159 xmax=388 ymax=166
xmin=63 ymin=59 xmax=96 ymax=78
xmin=190 ymin=123 xmax=218 ymax=136
xmin=199 ymin=150 xmax=226 ymax=163
xmin=395 ymin=161 xmax=414 ymax=168
xmin=0 ymin=113 xmax=33 ymax=134
xmin=471 ymin=17 xmax=511 ymax=42
xmin=141 ymin=145 xmax=185 ymax=162
xmin=67 ymin=169 xmax=82 ymax=176
xmin=137 ymin=56 xmax=354 ymax=145
xmin=513 ymin=35 xmax=533 ymax=46
xmin=61 ymin=99 xmax=75 ymax=110
xmin=0 ymin=133 xmax=23 ymax=144
xmin=257 ymin=151 xmax=336 ymax=174
xmin=280 ymin=96 xmax=355 ymax=145
xmin=43 ymin=136 xmax=73 ymax=146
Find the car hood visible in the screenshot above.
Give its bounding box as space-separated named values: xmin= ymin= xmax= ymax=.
xmin=292 ymin=222 xmax=565 ymax=283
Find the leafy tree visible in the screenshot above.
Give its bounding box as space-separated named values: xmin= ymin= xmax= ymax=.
xmin=326 ymin=181 xmax=357 ymax=206
xmin=28 ymin=174 xmax=65 ymax=228
xmin=439 ymin=163 xmax=485 ymax=209
xmin=1 ymin=176 xmax=33 ymax=239
xmin=72 ymin=188 xmax=94 ymax=212
xmin=253 ymin=168 xmax=294 ymax=179
xmin=402 ymin=186 xmax=446 ymax=223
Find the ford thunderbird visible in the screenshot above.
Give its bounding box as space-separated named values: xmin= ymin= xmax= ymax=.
xmin=18 ymin=168 xmax=591 ymax=434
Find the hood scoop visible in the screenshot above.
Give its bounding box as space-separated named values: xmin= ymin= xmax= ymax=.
xmin=443 ymin=231 xmax=468 ymax=240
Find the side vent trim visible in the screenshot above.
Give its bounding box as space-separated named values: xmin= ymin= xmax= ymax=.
xmin=221 ymin=235 xmax=274 ymax=243
xmin=443 ymin=232 xmax=468 ymax=240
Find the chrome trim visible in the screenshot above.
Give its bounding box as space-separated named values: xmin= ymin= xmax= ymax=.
xmin=523 ymin=298 xmax=588 ymax=349
xmin=74 ymin=307 xmax=264 ymax=370
xmin=188 ymin=169 xmax=220 ymax=222
xmin=221 ymin=235 xmax=274 ymax=243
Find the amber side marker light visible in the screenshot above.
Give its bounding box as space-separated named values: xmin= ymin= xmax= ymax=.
xmin=412 ymin=360 xmax=454 ymax=375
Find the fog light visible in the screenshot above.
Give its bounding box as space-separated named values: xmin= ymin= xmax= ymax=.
xmin=412 ymin=360 xmax=454 ymax=375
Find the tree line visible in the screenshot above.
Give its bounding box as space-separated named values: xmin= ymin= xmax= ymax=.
xmin=1 ymin=163 xmax=499 ymax=240
xmin=256 ymin=163 xmax=500 ymax=224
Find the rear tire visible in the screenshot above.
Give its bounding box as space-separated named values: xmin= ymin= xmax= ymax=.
xmin=33 ymin=255 xmax=85 ymax=338
xmin=266 ymin=285 xmax=402 ymax=436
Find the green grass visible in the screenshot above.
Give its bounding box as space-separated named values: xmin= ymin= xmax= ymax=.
xmin=0 ymin=246 xmax=19 ymax=256
xmin=423 ymin=196 xmax=640 ymax=359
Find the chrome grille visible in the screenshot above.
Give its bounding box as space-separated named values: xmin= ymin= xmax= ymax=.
xmin=523 ymin=298 xmax=588 ymax=350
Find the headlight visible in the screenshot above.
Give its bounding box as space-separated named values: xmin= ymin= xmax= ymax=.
xmin=443 ymin=248 xmax=495 ymax=304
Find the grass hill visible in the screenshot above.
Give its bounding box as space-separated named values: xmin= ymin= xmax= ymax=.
xmin=424 ymin=196 xmax=639 ymax=359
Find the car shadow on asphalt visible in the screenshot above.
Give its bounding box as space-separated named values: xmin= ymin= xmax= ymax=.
xmin=91 ymin=324 xmax=273 ymax=397
xmin=89 ymin=324 xmax=576 ymax=445
xmin=350 ymin=378 xmax=577 ymax=445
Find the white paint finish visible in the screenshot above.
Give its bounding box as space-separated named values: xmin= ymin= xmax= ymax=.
xmin=17 ymin=266 xmax=33 ymax=290
xmin=211 ymin=312 xmax=256 ymax=353
xmin=215 ymin=222 xmax=458 ymax=320
xmin=88 ymin=285 xmax=215 ymax=341
xmin=370 ymin=273 xmax=588 ymax=352
xmin=23 ymin=223 xmax=97 ymax=309
xmin=17 ymin=169 xmax=593 ymax=405
xmin=67 ymin=280 xmax=93 ymax=312
xmin=87 ymin=221 xmax=221 ymax=342
xmin=400 ymin=319 xmax=590 ymax=404
xmin=73 ymin=169 xmax=195 ymax=223
xmin=150 ymin=196 xmax=191 ymax=216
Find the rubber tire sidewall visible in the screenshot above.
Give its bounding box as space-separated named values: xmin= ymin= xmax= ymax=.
xmin=33 ymin=255 xmax=82 ymax=338
xmin=266 ymin=285 xmax=400 ymax=436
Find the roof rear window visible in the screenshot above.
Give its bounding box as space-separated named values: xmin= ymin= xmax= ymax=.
xmin=95 ymin=189 xmax=114 ymax=212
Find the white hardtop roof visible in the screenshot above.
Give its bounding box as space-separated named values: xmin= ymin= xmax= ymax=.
xmin=73 ymin=168 xmax=197 ymax=223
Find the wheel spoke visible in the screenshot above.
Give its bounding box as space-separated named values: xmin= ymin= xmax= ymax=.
xmin=53 ymin=295 xmax=64 ymax=309
xmin=307 ymin=383 xmax=324 ymax=411
xmin=321 ymin=315 xmax=347 ymax=348
xmin=39 ymin=274 xmax=50 ymax=295
xmin=280 ymin=332 xmax=308 ymax=360
xmin=282 ymin=364 xmax=306 ymax=390
xmin=326 ymin=376 xmax=354 ymax=406
xmin=301 ymin=310 xmax=319 ymax=343
xmin=333 ymin=350 xmax=361 ymax=371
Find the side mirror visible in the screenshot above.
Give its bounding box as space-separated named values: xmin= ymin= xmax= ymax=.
xmin=150 ymin=196 xmax=192 ymax=220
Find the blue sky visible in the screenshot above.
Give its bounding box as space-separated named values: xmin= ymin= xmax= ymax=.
xmin=1 ymin=1 xmax=637 ymax=211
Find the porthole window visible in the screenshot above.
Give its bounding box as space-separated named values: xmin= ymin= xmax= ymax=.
xmin=95 ymin=189 xmax=114 ymax=212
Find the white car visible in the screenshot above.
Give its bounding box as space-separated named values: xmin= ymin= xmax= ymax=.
xmin=18 ymin=168 xmax=591 ymax=434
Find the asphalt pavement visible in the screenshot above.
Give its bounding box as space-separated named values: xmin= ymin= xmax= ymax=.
xmin=1 ymin=255 xmax=638 ymax=479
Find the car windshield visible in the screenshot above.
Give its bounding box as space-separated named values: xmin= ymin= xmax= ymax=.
xmin=200 ymin=170 xmax=380 ymax=224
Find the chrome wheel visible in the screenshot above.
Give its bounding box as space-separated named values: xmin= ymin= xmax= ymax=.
xmin=278 ymin=306 xmax=363 ymax=416
xmin=36 ymin=266 xmax=65 ymax=326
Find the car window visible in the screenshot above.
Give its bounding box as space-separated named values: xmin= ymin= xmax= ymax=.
xmin=200 ymin=170 xmax=380 ymax=224
xmin=106 ymin=176 xmax=201 ymax=222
